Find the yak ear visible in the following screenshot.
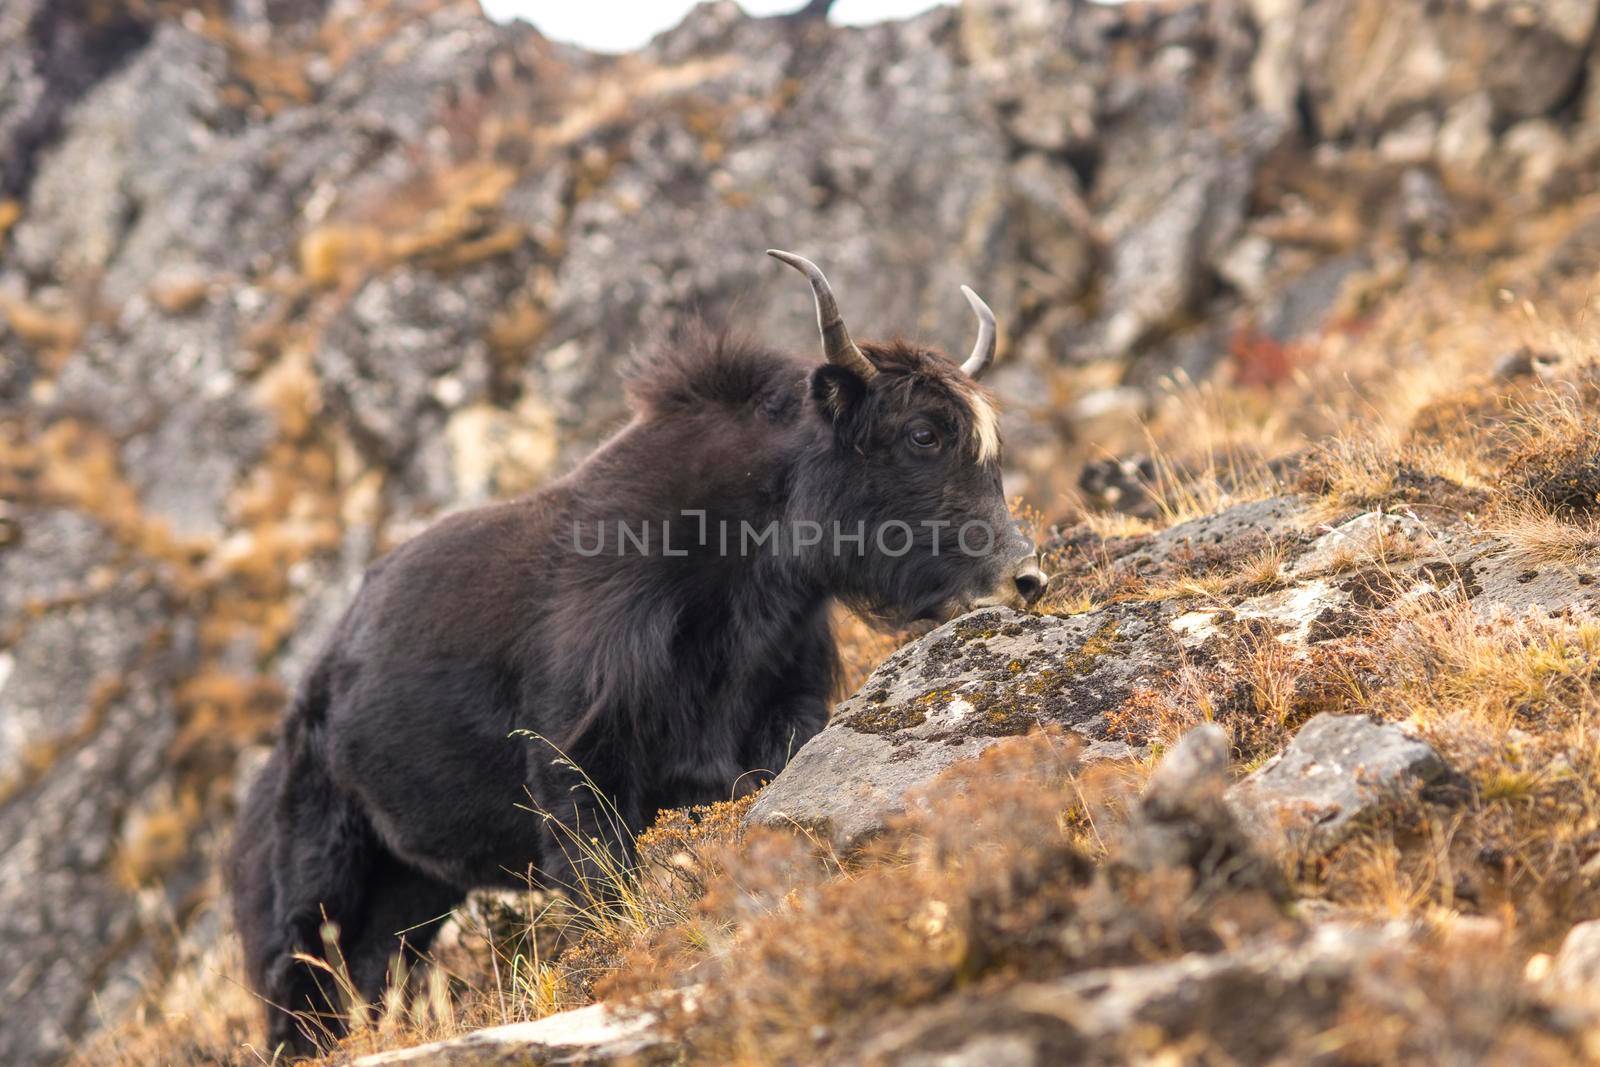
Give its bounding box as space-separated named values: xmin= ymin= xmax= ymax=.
xmin=810 ymin=363 xmax=868 ymax=426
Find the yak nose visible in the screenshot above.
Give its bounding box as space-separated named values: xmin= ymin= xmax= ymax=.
xmin=1012 ymin=555 xmax=1048 ymax=606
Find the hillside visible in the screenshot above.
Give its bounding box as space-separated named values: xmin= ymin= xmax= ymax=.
xmin=6 ymin=0 xmax=1600 ymax=1063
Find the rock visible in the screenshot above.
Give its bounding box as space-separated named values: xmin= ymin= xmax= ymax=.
xmin=1282 ymin=511 xmax=1436 ymax=578
xmin=1120 ymin=724 xmax=1283 ymax=895
xmin=1076 ymin=453 xmax=1159 ymax=517
xmin=15 ymin=2 xmax=539 ymax=541
xmin=747 ymin=605 xmax=1166 ymax=848
xmin=1436 ymin=92 xmax=1496 ymax=174
xmin=0 ymin=512 xmax=172 ymax=784
xmin=0 ymin=0 xmax=155 ymax=199
xmin=1171 ymin=574 xmax=1349 ymax=650
xmin=1551 ymin=920 xmax=1600 ymax=993
xmin=52 ymin=303 xmax=275 ymax=541
xmin=1398 ymin=167 xmax=1454 ymax=254
xmin=1142 ymin=723 xmax=1230 ymax=807
xmin=1250 ymin=505 xmax=1600 ymax=625
xmin=964 ymin=1 xmax=1280 ymax=365
xmin=1493 ymin=346 xmax=1538 ymax=381
xmin=1045 ymin=923 xmax=1398 ymax=1040
xmin=753 ymin=493 xmax=1590 ymax=855
xmin=1180 ymin=505 xmax=1600 ymax=633
xmin=444 ymin=398 xmax=560 ymax=506
xmin=1110 ymin=495 xmax=1309 ymax=573
xmin=1004 ymin=153 xmax=1095 ymax=305
xmin=958 ymin=0 xmax=1111 ymax=155
xmin=854 ymin=923 xmax=1403 ymax=1066
xmin=1376 ymin=111 xmax=1439 ymax=165
xmin=5 ymin=22 xmax=278 ymax=541
xmin=1069 ymin=386 xmax=1147 ymax=427
xmin=1214 ymin=232 xmax=1276 ymax=301
xmin=1260 ymin=254 xmax=1367 ymax=344
xmin=1292 ymin=0 xmax=1600 ymax=138
xmin=1227 ymin=713 xmax=1462 ymax=852
xmin=1248 ymin=0 xmax=1302 ymax=122
xmin=350 ymin=1002 xmax=674 ymax=1066
xmin=1503 ymin=118 xmax=1570 ymax=195
xmin=318 ymin=266 xmax=506 ymax=498
xmin=1456 ymin=533 xmax=1600 ymax=620
xmin=228 ymin=0 xmax=330 ymax=35
xmin=1093 ymin=114 xmax=1277 ymax=357
xmin=10 ymin=24 xmax=240 ymax=288
xmin=0 ymin=509 xmax=199 ymax=1067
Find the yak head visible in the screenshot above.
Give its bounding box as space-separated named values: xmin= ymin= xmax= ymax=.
xmin=770 ymin=249 xmax=1048 ymax=628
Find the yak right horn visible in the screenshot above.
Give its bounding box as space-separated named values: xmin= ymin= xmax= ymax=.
xmin=958 ymin=285 xmax=996 ymax=380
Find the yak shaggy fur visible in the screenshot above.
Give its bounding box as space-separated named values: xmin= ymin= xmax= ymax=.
xmin=230 ymin=322 xmax=1036 ymax=1054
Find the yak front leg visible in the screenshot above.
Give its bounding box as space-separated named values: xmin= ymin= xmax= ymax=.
xmin=738 ymin=693 xmax=829 ymax=796
xmin=739 ymin=614 xmax=834 ymax=794
xmin=522 ymin=738 xmax=644 ymax=903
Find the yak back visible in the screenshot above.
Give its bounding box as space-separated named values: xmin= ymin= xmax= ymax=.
xmin=620 ymin=323 xmax=810 ymax=427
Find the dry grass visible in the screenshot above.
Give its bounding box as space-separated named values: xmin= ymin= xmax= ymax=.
xmin=1278 ymin=599 xmax=1600 ymax=941
xmin=0 ymin=198 xmax=21 ymax=240
xmin=1135 ymin=541 xmax=1294 ymax=606
xmin=1067 ymin=332 xmax=1600 ymax=977
xmin=1140 ymin=397 xmax=1288 ymax=526
xmin=69 ymin=892 xmax=267 ymax=1067
xmin=0 ymin=291 xmax=83 ymax=354
xmin=1489 ymin=501 xmax=1600 ymax=565
xmin=594 ymin=731 xmax=1294 ymax=1067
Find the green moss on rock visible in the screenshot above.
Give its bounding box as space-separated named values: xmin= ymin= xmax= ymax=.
xmin=1060 ymin=620 xmax=1123 ymax=677
xmin=841 ymin=703 xmax=929 ymax=734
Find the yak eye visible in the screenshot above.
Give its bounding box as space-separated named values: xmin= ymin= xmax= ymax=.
xmin=908 ymin=426 xmax=939 ymax=450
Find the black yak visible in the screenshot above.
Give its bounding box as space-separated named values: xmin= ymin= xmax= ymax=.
xmin=231 ymin=251 xmax=1047 ymax=1054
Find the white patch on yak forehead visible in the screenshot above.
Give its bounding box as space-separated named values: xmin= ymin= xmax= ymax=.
xmin=953 ymin=380 xmax=1000 ymax=463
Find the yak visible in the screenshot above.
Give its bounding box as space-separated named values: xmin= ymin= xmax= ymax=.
xmin=230 ymin=250 xmax=1047 ymax=1055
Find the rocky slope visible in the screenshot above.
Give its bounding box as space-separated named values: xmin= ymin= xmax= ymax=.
xmin=8 ymin=0 xmax=1600 ymax=1063
xmin=363 ymin=466 xmax=1600 ymax=1064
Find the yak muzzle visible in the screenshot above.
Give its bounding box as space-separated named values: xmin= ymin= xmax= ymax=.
xmin=1011 ymin=555 xmax=1047 ymax=606
xmin=973 ymin=550 xmax=1049 ymax=611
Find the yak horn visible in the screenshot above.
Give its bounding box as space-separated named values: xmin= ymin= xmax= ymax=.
xmin=959 ymin=285 xmax=996 ymax=380
xmin=766 ymin=249 xmax=878 ymax=381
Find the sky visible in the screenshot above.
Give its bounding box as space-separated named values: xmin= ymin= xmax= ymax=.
xmin=478 ymin=0 xmax=952 ymax=54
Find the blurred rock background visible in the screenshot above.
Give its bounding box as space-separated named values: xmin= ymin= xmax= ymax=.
xmin=6 ymin=0 xmax=1600 ymax=1062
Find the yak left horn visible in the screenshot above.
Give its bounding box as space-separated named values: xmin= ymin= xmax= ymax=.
xmin=766 ymin=249 xmax=879 ymax=382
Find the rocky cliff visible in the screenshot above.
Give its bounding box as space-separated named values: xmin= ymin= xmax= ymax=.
xmin=7 ymin=0 xmax=1600 ymax=1063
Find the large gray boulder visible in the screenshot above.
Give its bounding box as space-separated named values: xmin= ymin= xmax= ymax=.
xmin=1227 ymin=713 xmax=1463 ymax=853
xmin=747 ymin=603 xmax=1163 ymax=847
